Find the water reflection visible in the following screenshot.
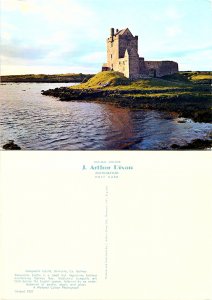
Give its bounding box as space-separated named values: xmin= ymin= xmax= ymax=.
xmin=0 ymin=82 xmax=211 ymax=150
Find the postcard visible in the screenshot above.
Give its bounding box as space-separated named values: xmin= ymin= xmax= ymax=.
xmin=0 ymin=0 xmax=211 ymax=299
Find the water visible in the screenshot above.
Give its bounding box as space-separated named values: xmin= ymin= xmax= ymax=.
xmin=0 ymin=82 xmax=211 ymax=150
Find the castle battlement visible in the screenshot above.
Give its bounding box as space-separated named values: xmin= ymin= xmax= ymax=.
xmin=102 ymin=28 xmax=179 ymax=79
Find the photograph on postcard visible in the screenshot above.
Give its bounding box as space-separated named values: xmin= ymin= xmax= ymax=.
xmin=0 ymin=0 xmax=212 ymax=300
xmin=0 ymin=0 xmax=211 ymax=150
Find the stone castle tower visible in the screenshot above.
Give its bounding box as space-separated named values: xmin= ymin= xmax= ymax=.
xmin=102 ymin=28 xmax=178 ymax=79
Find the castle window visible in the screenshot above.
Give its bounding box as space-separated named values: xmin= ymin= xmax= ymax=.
xmin=111 ymin=54 xmax=112 ymax=59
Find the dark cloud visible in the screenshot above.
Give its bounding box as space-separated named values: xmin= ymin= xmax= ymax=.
xmin=0 ymin=34 xmax=104 ymax=70
xmin=1 ymin=43 xmax=51 ymax=60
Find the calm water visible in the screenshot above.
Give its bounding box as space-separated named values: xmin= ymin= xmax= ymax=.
xmin=0 ymin=82 xmax=211 ymax=150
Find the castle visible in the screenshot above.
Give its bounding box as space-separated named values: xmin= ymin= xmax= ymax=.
xmin=102 ymin=28 xmax=178 ymax=79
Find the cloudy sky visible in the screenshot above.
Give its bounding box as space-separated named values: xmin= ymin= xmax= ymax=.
xmin=1 ymin=0 xmax=212 ymax=75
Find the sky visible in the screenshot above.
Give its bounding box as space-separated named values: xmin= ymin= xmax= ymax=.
xmin=1 ymin=0 xmax=212 ymax=75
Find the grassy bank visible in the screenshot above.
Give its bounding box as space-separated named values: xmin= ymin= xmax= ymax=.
xmin=42 ymin=71 xmax=212 ymax=123
xmin=1 ymin=73 xmax=94 ymax=83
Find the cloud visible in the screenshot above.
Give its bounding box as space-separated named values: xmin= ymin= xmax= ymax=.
xmin=1 ymin=0 xmax=37 ymax=13
xmin=0 ymin=41 xmax=79 ymax=67
xmin=1 ymin=0 xmax=100 ymax=38
xmin=0 ymin=0 xmax=102 ymax=71
xmin=80 ymin=52 xmax=106 ymax=63
xmin=1 ymin=42 xmax=52 ymax=61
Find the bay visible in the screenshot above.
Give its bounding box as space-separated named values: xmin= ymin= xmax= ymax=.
xmin=0 ymin=82 xmax=211 ymax=150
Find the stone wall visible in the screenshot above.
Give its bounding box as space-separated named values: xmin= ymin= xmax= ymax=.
xmin=139 ymin=57 xmax=148 ymax=77
xmin=144 ymin=61 xmax=178 ymax=77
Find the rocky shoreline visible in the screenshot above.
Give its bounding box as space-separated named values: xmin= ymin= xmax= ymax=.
xmin=171 ymin=139 xmax=212 ymax=150
xmin=2 ymin=138 xmax=211 ymax=151
xmin=41 ymin=87 xmax=212 ymax=124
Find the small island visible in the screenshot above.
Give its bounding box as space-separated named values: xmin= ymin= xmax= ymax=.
xmin=42 ymin=70 xmax=212 ymax=124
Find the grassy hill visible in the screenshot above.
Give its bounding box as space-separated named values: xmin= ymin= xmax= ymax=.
xmin=73 ymin=71 xmax=130 ymax=89
xmin=73 ymin=70 xmax=211 ymax=91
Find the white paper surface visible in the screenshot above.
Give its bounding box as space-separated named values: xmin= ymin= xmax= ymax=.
xmin=0 ymin=151 xmax=211 ymax=300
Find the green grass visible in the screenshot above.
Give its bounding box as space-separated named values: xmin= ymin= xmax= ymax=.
xmin=115 ymin=78 xmax=191 ymax=90
xmin=161 ymin=72 xmax=191 ymax=82
xmin=162 ymin=71 xmax=212 ymax=84
xmin=73 ymin=71 xmax=130 ymax=89
xmin=190 ymin=74 xmax=212 ymax=81
xmin=72 ymin=71 xmax=193 ymax=91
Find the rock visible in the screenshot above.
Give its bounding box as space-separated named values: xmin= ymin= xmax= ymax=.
xmin=171 ymin=139 xmax=212 ymax=150
xmin=3 ymin=140 xmax=21 ymax=150
xmin=171 ymin=144 xmax=179 ymax=149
